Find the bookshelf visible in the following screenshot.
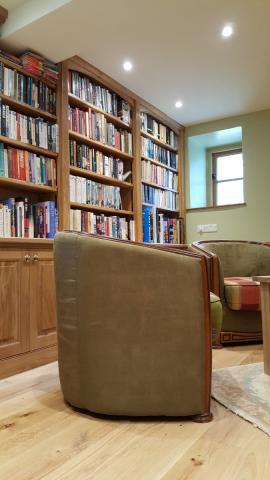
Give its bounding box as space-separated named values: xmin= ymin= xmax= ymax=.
xmin=138 ymin=104 xmax=185 ymax=243
xmin=58 ymin=56 xmax=137 ymax=241
xmin=0 ymin=52 xmax=59 ymax=378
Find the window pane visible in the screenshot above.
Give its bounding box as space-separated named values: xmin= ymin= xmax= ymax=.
xmin=217 ymin=180 xmax=244 ymax=205
xmin=216 ymin=153 xmax=243 ymax=181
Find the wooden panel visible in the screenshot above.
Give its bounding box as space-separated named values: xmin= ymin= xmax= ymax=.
xmin=0 ymin=344 xmax=57 ymax=380
xmin=29 ymin=250 xmax=57 ymax=350
xmin=0 ymin=250 xmax=29 ymax=360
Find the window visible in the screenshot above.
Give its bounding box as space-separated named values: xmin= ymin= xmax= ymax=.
xmin=212 ymin=149 xmax=244 ymax=206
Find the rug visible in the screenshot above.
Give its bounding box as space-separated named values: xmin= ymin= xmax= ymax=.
xmin=212 ymin=362 xmax=270 ymax=436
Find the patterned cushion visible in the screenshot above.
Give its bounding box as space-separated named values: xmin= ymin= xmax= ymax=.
xmin=224 ymin=277 xmax=261 ymax=311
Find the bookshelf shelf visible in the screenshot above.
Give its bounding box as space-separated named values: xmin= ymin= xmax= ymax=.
xmin=69 ymin=131 xmax=133 ymax=161
xmin=0 ymin=56 xmax=57 ymax=90
xmin=0 ymin=237 xmax=54 ymax=245
xmin=142 ymin=202 xmax=178 ymax=214
xmin=69 ymin=166 xmax=133 ymax=188
xmin=140 ymin=130 xmax=178 ymax=153
xmin=70 ymin=201 xmax=134 ymax=216
xmin=0 ymin=135 xmax=58 ymax=158
xmin=141 ymin=179 xmax=178 ymax=193
xmin=141 ymin=155 xmax=178 ymax=173
xmin=0 ymin=177 xmax=57 ymax=193
xmin=0 ymin=93 xmax=57 ymax=121
xmin=68 ymin=93 xmax=132 ymax=130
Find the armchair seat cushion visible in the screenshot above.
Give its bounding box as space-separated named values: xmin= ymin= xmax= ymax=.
xmin=210 ymin=292 xmax=222 ymax=345
xmin=224 ymin=277 xmax=260 ymax=311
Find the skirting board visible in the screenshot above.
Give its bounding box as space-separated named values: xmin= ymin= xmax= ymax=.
xmin=0 ymin=344 xmax=58 ymax=379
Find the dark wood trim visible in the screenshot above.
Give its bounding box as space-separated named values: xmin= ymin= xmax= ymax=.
xmin=200 ymin=256 xmax=212 ymax=418
xmin=191 ymin=412 xmax=213 ymax=423
xmin=220 ymin=331 xmax=262 ymax=344
xmin=0 ymin=5 xmax=8 ymax=25
xmin=0 ymin=344 xmax=57 ymax=379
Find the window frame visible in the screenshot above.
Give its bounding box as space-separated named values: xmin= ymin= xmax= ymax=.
xmin=212 ymin=148 xmax=244 ymax=207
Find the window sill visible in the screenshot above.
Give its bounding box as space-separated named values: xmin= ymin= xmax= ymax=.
xmin=186 ymin=202 xmax=246 ymax=212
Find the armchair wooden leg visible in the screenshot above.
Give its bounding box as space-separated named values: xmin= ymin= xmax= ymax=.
xmin=191 ymin=412 xmax=213 ymax=423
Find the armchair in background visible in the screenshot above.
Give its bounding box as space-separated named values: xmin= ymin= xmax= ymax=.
xmin=193 ymin=240 xmax=270 ymax=344
xmin=54 ymin=232 xmax=213 ymax=422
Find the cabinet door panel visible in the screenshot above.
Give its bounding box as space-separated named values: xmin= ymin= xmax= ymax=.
xmin=0 ymin=250 xmax=29 ymax=359
xmin=29 ymin=250 xmax=57 ymax=350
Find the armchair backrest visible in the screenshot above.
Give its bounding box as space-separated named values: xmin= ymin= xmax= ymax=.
xmin=193 ymin=240 xmax=270 ymax=298
xmin=54 ymin=232 xmax=212 ymax=417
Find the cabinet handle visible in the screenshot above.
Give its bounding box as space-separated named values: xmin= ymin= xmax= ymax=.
xmin=24 ymin=254 xmax=30 ymax=263
xmin=33 ymin=254 xmax=39 ymax=262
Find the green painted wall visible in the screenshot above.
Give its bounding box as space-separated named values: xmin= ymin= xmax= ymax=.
xmin=185 ymin=109 xmax=270 ymax=243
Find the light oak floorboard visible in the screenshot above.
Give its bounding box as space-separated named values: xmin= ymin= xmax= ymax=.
xmin=0 ymin=345 xmax=268 ymax=480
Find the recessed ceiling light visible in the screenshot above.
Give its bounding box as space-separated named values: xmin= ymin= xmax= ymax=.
xmin=123 ymin=61 xmax=133 ymax=71
xmin=222 ymin=24 xmax=233 ymax=38
xmin=175 ymin=101 xmax=183 ymax=108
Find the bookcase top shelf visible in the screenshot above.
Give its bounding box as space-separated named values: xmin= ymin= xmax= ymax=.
xmin=68 ymin=94 xmax=131 ymax=130
xmin=0 ymin=135 xmax=58 ymax=158
xmin=0 ymin=177 xmax=57 ymax=193
xmin=141 ymin=155 xmax=178 ymax=173
xmin=0 ymin=93 xmax=57 ymax=122
xmin=69 ymin=166 xmax=133 ymax=188
xmin=0 ymin=56 xmax=57 ymax=90
xmin=141 ymin=179 xmax=178 ymax=193
xmin=70 ymin=201 xmax=134 ymax=216
xmin=69 ymin=131 xmax=133 ymax=161
xmin=140 ymin=130 xmax=178 ymax=152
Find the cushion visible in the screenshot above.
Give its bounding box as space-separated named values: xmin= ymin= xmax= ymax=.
xmin=210 ymin=292 xmax=222 ymax=345
xmin=224 ymin=277 xmax=261 ymax=311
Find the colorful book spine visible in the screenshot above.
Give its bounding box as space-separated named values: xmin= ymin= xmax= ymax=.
xmin=70 ymin=209 xmax=135 ymax=241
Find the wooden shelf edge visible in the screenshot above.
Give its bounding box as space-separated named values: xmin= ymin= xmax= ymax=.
xmin=0 ymin=176 xmax=57 ymax=192
xmin=69 ymin=131 xmax=133 ymax=161
xmin=0 ymin=237 xmax=54 ymax=245
xmin=0 ymin=135 xmax=58 ymax=158
xmin=142 ymin=202 xmax=179 ymax=214
xmin=70 ymin=201 xmax=134 ymax=216
xmin=68 ymin=93 xmax=131 ymax=130
xmin=141 ymin=179 xmax=178 ymax=193
xmin=0 ymin=93 xmax=57 ymax=121
xmin=141 ymin=130 xmax=178 ymax=152
xmin=141 ymin=155 xmax=178 ymax=173
xmin=69 ymin=166 xmax=133 ymax=188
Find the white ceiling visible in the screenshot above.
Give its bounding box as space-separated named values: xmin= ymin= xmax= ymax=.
xmin=1 ymin=0 xmax=270 ymax=126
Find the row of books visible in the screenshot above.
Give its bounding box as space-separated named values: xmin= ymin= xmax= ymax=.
xmin=141 ymin=137 xmax=178 ymax=169
xmin=70 ymin=175 xmax=122 ymax=209
xmin=142 ymin=185 xmax=179 ymax=211
xmin=0 ymin=198 xmax=57 ymax=238
xmin=69 ymin=140 xmax=125 ymax=180
xmin=0 ymin=144 xmax=57 ymax=187
xmin=142 ymin=205 xmax=180 ymax=243
xmin=69 ymin=71 xmax=131 ymax=124
xmin=70 ymin=209 xmax=135 ymax=241
xmin=141 ymin=159 xmax=178 ymax=191
xmin=140 ymin=112 xmax=177 ymax=148
xmin=0 ymin=101 xmax=59 ymax=151
xmin=68 ymin=106 xmax=132 ymax=155
xmin=0 ymin=63 xmax=56 ymax=114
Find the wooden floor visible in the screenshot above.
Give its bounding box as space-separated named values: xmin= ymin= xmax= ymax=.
xmin=0 ymin=345 xmax=269 ymax=480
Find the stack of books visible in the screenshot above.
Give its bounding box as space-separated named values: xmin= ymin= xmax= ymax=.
xmin=70 ymin=209 xmax=135 ymax=240
xmin=140 ymin=112 xmax=177 ymax=148
xmin=141 ymin=137 xmax=178 ymax=169
xmin=142 ymin=185 xmax=178 ymax=211
xmin=141 ymin=159 xmax=178 ymax=190
xmin=20 ymin=51 xmax=58 ymax=85
xmin=70 ymin=175 xmax=122 ymax=209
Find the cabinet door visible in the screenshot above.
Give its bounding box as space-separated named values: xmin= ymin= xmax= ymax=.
xmin=0 ymin=250 xmax=29 ymax=360
xmin=29 ymin=250 xmax=57 ymax=350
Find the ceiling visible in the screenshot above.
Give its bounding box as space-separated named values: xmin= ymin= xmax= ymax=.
xmin=1 ymin=0 xmax=27 ymax=11
xmin=1 ymin=0 xmax=270 ymax=126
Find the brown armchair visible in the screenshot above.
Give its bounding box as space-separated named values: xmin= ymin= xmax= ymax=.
xmin=193 ymin=240 xmax=270 ymax=344
xmin=54 ymin=232 xmax=213 ymax=422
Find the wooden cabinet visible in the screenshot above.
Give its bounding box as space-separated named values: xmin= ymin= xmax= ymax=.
xmin=0 ymin=240 xmax=57 ymax=379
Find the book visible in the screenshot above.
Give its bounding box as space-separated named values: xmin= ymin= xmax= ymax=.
xmin=70 ymin=209 xmax=135 ymax=241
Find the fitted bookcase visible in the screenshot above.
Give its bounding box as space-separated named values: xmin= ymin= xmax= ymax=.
xmin=0 ymin=54 xmax=59 ymax=378
xmin=57 ymin=56 xmax=185 ymax=243
xmin=0 ymin=53 xmax=185 ymax=377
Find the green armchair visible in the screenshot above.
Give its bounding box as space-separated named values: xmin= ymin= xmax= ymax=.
xmin=54 ymin=232 xmax=213 ymax=422
xmin=193 ymin=240 xmax=270 ymax=344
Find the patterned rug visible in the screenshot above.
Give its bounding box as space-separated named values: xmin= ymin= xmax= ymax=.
xmin=212 ymin=362 xmax=270 ymax=436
